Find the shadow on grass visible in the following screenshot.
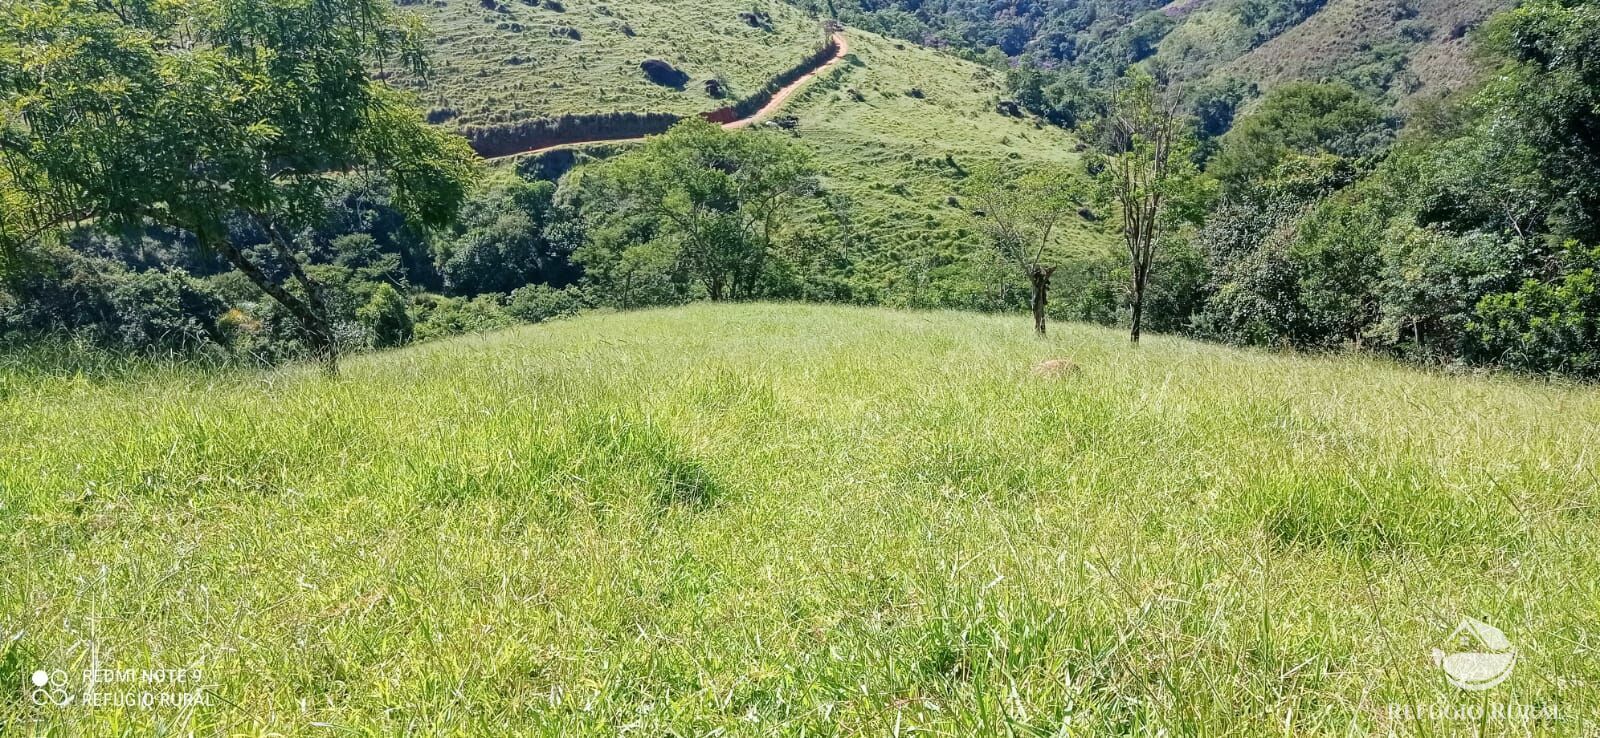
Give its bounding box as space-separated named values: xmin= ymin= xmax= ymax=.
xmin=572 ymin=412 xmax=723 ymax=512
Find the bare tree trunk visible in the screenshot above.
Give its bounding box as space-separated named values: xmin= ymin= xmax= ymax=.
xmin=1129 ymin=290 xmax=1145 ymax=343
xmin=1028 ymin=266 xmax=1055 ymax=337
xmin=1129 ymin=263 xmax=1149 ymax=344
xmin=254 ymin=216 xmax=339 ymax=375
xmin=209 ymin=236 xmax=338 ymax=372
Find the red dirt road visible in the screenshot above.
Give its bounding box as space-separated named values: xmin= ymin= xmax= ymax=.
xmin=485 ymin=32 xmax=849 ymax=162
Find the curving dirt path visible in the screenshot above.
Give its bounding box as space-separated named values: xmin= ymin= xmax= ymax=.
xmin=485 ymin=32 xmax=849 ymax=162
xmin=723 ymin=32 xmax=849 ymax=130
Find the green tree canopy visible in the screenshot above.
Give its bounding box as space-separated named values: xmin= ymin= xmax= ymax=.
xmin=1208 ymin=82 xmax=1394 ymax=199
xmin=580 ymin=119 xmax=817 ymax=303
xmin=1472 ymin=0 xmax=1600 ymax=244
xmin=0 ymin=0 xmax=475 ymax=371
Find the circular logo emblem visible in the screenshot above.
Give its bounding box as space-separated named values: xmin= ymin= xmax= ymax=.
xmin=1432 ymin=618 xmax=1516 ymax=692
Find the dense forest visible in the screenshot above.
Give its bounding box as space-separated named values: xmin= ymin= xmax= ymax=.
xmin=2 ymin=0 xmax=1597 ymax=378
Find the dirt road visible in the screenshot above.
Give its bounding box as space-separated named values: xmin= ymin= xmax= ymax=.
xmin=484 ymin=32 xmax=849 ymax=162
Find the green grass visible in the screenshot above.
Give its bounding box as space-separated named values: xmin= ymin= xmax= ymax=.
xmin=3 ymin=303 xmax=1598 ymax=734
xmin=397 ymin=0 xmax=824 ymax=126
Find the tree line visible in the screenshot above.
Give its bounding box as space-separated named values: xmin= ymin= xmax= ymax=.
xmin=2 ymin=0 xmax=1597 ymax=379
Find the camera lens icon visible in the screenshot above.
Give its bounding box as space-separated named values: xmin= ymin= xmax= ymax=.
xmin=29 ymin=669 xmax=72 ymax=707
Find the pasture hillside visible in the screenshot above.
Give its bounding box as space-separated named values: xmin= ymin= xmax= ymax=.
xmin=397 ymin=0 xmax=824 ymax=126
xmin=413 ymin=9 xmax=1119 ymax=308
xmin=2 ymin=303 xmax=1597 ymax=734
xmin=783 ymin=30 xmax=1110 ymax=306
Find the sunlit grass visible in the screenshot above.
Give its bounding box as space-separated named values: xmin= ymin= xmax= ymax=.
xmin=2 ymin=303 xmax=1596 ymax=734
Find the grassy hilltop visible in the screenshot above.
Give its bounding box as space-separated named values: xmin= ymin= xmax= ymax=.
xmin=3 ymin=304 xmax=1597 ymax=734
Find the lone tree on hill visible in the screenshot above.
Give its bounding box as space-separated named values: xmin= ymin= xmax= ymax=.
xmin=1092 ymin=70 xmax=1208 ymax=344
xmin=964 ymin=163 xmax=1083 ymax=337
xmin=0 ymin=0 xmax=476 ymax=373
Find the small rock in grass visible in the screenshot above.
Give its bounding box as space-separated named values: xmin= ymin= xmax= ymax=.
xmin=1032 ymin=359 xmax=1081 ymax=377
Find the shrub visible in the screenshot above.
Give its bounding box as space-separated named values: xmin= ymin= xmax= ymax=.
xmin=507 ymin=284 xmax=584 ymax=323
xmin=358 ymin=283 xmax=414 ymax=348
xmin=411 ymin=294 xmax=514 ymax=340
xmin=640 ymin=59 xmax=689 ymax=88
xmin=1467 ymin=244 xmax=1600 ymax=377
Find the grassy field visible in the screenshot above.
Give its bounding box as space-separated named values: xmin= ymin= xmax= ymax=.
xmin=3 ymin=303 xmax=1598 ymax=734
xmin=397 ymin=0 xmax=824 ymax=126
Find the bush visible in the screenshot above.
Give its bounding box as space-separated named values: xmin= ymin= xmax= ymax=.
xmin=411 ymin=294 xmax=514 ymax=340
xmin=1467 ymin=244 xmax=1600 ymax=377
xmin=358 ymin=283 xmax=414 ymax=348
xmin=640 ymin=59 xmax=689 ymax=88
xmin=506 ymin=284 xmax=584 ymax=323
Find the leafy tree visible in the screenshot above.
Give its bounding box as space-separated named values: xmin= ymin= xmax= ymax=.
xmin=1193 ymin=152 xmax=1364 ymax=347
xmin=0 ymin=0 xmax=475 ymax=373
xmin=1469 ymin=0 xmax=1600 ymax=244
xmin=440 ymin=180 xmax=572 ymax=296
xmin=1093 ymin=70 xmax=1210 ymax=343
xmin=963 ymin=164 xmax=1084 ymax=336
xmin=1372 ymin=225 xmax=1525 ymax=360
xmin=583 ymin=119 xmax=817 ymax=302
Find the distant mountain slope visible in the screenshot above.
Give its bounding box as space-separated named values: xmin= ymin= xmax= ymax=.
xmin=395 ymin=0 xmax=824 ymax=127
xmin=797 ymin=0 xmax=1512 ymax=104
xmin=1207 ymin=0 xmax=1507 ymax=102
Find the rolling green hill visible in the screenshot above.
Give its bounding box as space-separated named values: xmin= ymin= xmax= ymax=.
xmin=784 ymin=30 xmax=1108 ymax=306
xmin=396 ymin=0 xmax=825 ymax=126
xmin=4 ymin=303 xmax=1596 ymax=733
